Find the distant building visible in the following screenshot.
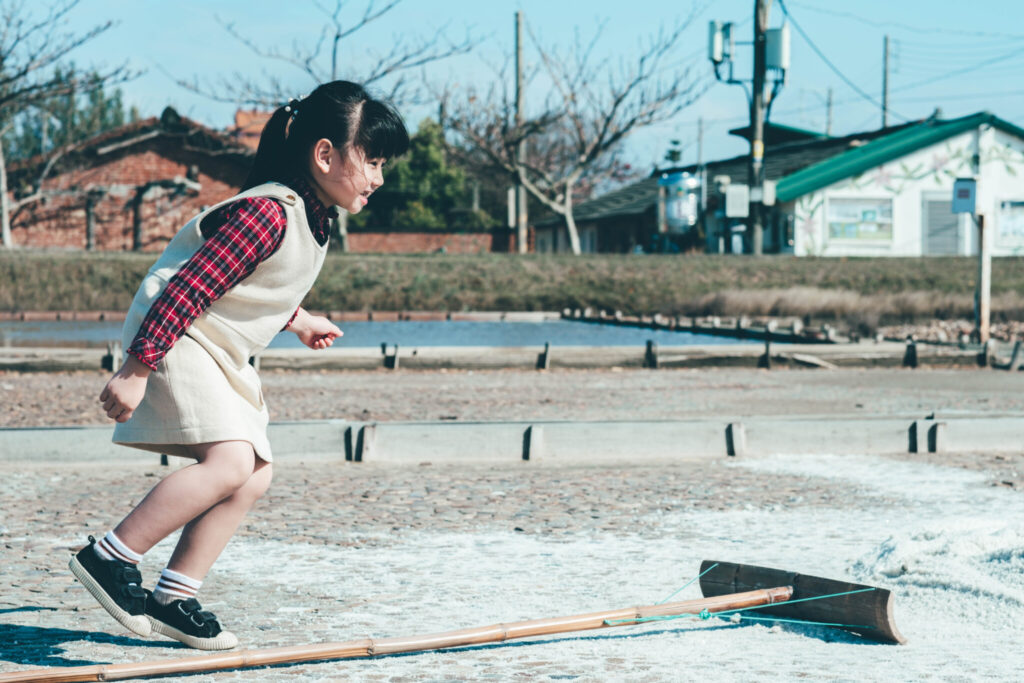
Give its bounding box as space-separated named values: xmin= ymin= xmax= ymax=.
xmin=6 ymin=106 xmax=514 ymax=254
xmin=228 ymin=109 xmax=272 ymax=151
xmin=7 ymin=107 xmax=253 ymax=251
xmin=534 ymin=112 xmax=1024 ymax=257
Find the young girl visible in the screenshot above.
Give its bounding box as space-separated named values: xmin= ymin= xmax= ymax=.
xmin=70 ymin=81 xmax=409 ymax=650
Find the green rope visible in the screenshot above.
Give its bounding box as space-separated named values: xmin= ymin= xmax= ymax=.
xmin=730 ymin=613 xmax=873 ymax=629
xmin=656 ymin=563 xmax=719 ymax=605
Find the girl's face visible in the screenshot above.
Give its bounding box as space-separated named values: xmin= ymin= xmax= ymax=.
xmin=309 ymin=140 xmax=385 ymax=214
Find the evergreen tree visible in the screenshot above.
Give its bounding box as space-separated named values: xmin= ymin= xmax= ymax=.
xmin=2 ymin=67 xmax=135 ymax=162
xmin=350 ymin=118 xmax=497 ymax=231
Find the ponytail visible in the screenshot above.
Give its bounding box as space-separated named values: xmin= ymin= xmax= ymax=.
xmin=241 ymin=81 xmax=409 ymax=191
xmin=241 ymin=107 xmax=294 ymax=190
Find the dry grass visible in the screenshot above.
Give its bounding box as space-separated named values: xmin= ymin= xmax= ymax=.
xmin=4 ymin=251 xmax=1024 ymax=324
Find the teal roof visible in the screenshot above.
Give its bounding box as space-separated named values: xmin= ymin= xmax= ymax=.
xmin=775 ymin=112 xmax=1024 ymax=203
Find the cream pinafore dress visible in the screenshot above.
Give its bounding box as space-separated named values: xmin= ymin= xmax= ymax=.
xmin=113 ymin=182 xmax=329 ymax=461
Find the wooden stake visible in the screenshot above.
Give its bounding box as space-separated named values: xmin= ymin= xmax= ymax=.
xmin=0 ymin=588 xmax=791 ymax=682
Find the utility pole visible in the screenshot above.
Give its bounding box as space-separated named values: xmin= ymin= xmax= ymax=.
xmin=977 ymin=214 xmax=991 ymax=343
xmin=882 ymin=35 xmax=890 ymax=128
xmin=709 ymin=2 xmax=786 ymax=256
xmin=748 ymin=0 xmax=771 ymax=255
xmin=514 ymin=11 xmax=528 ymax=254
xmin=826 ymin=87 xmax=833 ymax=135
xmin=697 ymin=116 xmax=704 ymax=166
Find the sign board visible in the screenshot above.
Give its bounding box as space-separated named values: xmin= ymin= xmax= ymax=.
xmin=763 ymin=180 xmax=777 ymax=206
xmin=952 ymin=177 xmax=976 ymax=214
xmin=725 ymin=184 xmax=749 ymax=218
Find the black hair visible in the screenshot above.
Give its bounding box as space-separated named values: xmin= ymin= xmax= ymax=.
xmin=242 ymin=80 xmax=410 ymax=190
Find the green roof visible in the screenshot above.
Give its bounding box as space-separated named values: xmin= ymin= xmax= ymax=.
xmin=775 ymin=112 xmax=1024 ymax=203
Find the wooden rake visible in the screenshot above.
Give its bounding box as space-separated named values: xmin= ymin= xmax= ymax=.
xmin=0 ymin=560 xmax=904 ymax=683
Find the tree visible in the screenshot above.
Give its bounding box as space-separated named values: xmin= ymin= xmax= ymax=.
xmin=0 ymin=0 xmax=130 ymax=248
xmin=444 ymin=15 xmax=706 ymax=254
xmin=174 ymin=0 xmax=477 ymax=108
xmin=350 ymin=118 xmax=496 ymax=230
xmin=2 ymin=66 xmax=137 ymax=162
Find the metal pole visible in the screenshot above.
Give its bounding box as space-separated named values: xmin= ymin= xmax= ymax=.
xmin=697 ymin=116 xmax=704 ymax=166
xmin=826 ymin=87 xmax=833 ymax=135
xmin=748 ymin=0 xmax=770 ymax=255
xmin=882 ymin=35 xmax=889 ymax=128
xmin=515 ymin=11 xmax=528 ymax=254
xmin=977 ymin=213 xmax=991 ymax=343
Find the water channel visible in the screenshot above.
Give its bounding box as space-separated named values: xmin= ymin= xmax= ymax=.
xmin=0 ymin=319 xmax=749 ymax=349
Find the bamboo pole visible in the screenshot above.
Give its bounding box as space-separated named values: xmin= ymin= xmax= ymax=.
xmin=0 ymin=587 xmax=792 ymax=683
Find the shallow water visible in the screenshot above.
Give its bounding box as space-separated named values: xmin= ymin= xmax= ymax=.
xmin=0 ymin=319 xmax=748 ymax=349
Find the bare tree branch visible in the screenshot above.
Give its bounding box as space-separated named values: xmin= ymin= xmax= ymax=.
xmin=0 ymin=0 xmax=134 ymax=248
xmin=174 ymin=0 xmax=477 ymax=108
xmin=446 ymin=9 xmax=706 ymax=254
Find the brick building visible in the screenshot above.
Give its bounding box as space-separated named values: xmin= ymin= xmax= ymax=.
xmin=7 ymin=107 xmax=253 ymax=251
xmin=7 ymin=106 xmax=518 ymax=254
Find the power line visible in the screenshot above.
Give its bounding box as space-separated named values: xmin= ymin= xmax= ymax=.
xmin=891 ymin=43 xmax=1024 ymax=94
xmin=786 ymin=1 xmax=1024 ymax=39
xmin=777 ymin=0 xmax=907 ymax=122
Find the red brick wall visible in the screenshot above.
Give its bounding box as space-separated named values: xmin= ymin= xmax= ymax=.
xmin=8 ymin=139 xmax=527 ymax=254
xmin=8 ymin=138 xmax=246 ymax=251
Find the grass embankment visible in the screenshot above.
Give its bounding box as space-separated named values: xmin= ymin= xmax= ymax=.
xmin=3 ymin=251 xmax=1024 ymax=325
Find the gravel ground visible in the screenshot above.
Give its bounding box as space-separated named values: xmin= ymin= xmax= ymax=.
xmin=3 ymin=367 xmax=1024 ymax=681
xmin=4 ymin=366 xmax=1024 ymax=428
xmin=4 ymin=452 xmax=1024 ymax=681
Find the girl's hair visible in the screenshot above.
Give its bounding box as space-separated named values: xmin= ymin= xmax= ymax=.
xmin=242 ymin=80 xmax=409 ymax=190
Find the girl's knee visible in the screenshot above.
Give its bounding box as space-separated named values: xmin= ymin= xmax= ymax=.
xmin=251 ymin=462 xmax=273 ymax=499
xmin=194 ymin=443 xmax=256 ymax=492
xmin=238 ymin=462 xmax=273 ymax=504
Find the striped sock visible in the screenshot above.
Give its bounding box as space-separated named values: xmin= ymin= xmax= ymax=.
xmin=92 ymin=530 xmax=143 ymax=564
xmin=152 ymin=568 xmax=202 ymax=606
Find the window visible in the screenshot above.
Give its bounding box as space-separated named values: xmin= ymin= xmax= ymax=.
xmin=998 ymin=200 xmax=1024 ymax=244
xmin=827 ymin=197 xmax=893 ymax=241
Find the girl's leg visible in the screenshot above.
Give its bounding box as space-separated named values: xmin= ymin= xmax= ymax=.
xmin=113 ymin=440 xmax=259 ymax=555
xmin=163 ymin=455 xmax=272 ymax=580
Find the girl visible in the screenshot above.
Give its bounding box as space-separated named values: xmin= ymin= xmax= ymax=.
xmin=70 ymin=81 xmax=409 ymax=650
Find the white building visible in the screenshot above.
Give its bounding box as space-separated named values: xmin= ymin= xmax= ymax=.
xmin=778 ymin=111 xmax=1024 ymax=257
xmin=537 ymin=112 xmax=1024 ymax=257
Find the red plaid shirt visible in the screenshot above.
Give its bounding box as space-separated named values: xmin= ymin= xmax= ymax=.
xmin=127 ymin=176 xmax=334 ymax=370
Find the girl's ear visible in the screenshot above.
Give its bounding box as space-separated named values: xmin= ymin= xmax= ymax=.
xmin=311 ymin=138 xmax=334 ymax=175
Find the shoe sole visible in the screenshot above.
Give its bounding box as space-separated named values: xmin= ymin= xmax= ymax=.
xmin=148 ymin=616 xmax=238 ymax=650
xmin=69 ymin=555 xmax=151 ymax=637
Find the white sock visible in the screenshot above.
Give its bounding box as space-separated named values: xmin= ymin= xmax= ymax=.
xmin=152 ymin=567 xmax=202 ymax=606
xmin=92 ymin=530 xmax=143 ymax=564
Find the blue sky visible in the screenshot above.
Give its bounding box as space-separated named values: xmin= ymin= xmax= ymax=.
xmin=59 ymin=0 xmax=1024 ymax=172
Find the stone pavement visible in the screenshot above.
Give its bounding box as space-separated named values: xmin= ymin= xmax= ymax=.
xmin=0 ymin=455 xmax=875 ymax=681
xmin=2 ymin=447 xmax=1021 ymax=681
xmin=3 ymin=366 xmax=1024 ymax=680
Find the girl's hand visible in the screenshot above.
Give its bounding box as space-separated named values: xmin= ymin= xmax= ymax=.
xmin=289 ymin=308 xmax=343 ymax=350
xmin=99 ymin=355 xmax=152 ymax=423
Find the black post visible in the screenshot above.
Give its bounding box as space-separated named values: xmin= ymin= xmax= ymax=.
xmin=748 ymin=0 xmax=771 ymax=255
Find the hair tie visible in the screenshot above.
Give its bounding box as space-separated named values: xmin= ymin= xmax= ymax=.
xmin=283 ymin=98 xmax=300 ymax=117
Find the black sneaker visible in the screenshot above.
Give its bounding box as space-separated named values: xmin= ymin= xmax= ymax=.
xmin=69 ymin=535 xmax=151 ymax=636
xmin=145 ymin=593 xmax=238 ymax=650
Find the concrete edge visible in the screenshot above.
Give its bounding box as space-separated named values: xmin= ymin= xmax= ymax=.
xmin=2 ymin=415 xmax=1023 ymax=465
xmin=0 ymin=341 xmax=990 ymax=372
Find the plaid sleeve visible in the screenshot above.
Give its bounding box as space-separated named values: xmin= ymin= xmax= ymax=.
xmin=127 ymin=197 xmax=286 ymax=369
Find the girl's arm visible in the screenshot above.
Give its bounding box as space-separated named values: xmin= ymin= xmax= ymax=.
xmin=287 ymin=307 xmax=343 ymax=350
xmin=126 ymin=197 xmax=287 ymax=370
xmin=99 ymin=355 xmax=152 ymax=423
